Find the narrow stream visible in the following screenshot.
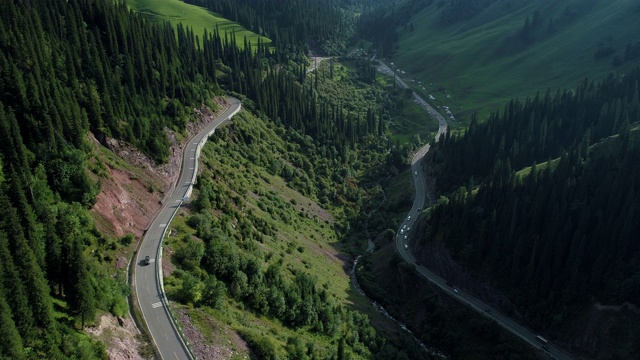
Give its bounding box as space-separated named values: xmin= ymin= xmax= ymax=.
xmin=350 ymin=188 xmax=446 ymax=358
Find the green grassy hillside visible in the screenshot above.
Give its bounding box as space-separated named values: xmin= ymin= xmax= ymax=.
xmin=162 ymin=107 xmax=427 ymax=359
xmin=391 ymin=0 xmax=640 ymax=121
xmin=125 ymin=0 xmax=269 ymax=47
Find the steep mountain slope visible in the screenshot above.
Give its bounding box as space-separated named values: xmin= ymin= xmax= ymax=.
xmin=124 ymin=0 xmax=269 ymax=48
xmin=389 ymin=0 xmax=640 ymax=119
xmin=0 ymin=0 xmax=383 ymax=358
xmin=0 ymin=0 xmax=227 ymax=356
xmin=415 ymin=66 xmax=640 ymax=359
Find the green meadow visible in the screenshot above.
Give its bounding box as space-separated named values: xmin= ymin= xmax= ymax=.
xmin=125 ymin=0 xmax=270 ymax=48
xmin=391 ymin=0 xmax=640 ymax=122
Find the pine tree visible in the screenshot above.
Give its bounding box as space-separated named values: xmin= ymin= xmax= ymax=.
xmin=0 ymin=281 xmax=25 ymax=360
xmin=73 ymin=246 xmax=96 ymax=329
xmin=0 ymin=193 xmax=55 ymax=331
xmin=0 ymin=229 xmax=34 ymax=341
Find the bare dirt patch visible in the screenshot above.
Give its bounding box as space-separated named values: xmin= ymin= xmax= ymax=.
xmin=91 ymin=166 xmax=163 ymax=239
xmin=91 ymin=97 xmax=233 ymax=239
xmin=86 ymin=314 xmax=145 ymax=360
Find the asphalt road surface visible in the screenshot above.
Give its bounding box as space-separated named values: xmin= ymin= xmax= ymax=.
xmin=133 ymin=97 xmax=241 ymax=360
xmin=394 ymin=108 xmax=572 ymax=360
xmin=307 ymin=56 xmax=329 ymax=73
xmin=376 ymin=61 xmax=448 ymax=139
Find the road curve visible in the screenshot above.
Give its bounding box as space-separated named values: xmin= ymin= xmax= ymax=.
xmin=307 ymin=56 xmax=330 ymax=73
xmin=376 ymin=60 xmax=447 ymax=139
xmin=394 ymin=101 xmax=572 ymax=359
xmin=133 ymin=97 xmax=241 ymax=360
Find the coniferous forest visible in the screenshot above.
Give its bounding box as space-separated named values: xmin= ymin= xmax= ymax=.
xmin=183 ymin=0 xmax=353 ymax=55
xmin=420 ymin=69 xmax=640 ymax=338
xmin=0 ymin=0 xmax=396 ymax=358
xmin=0 ymin=0 xmax=228 ymax=356
xmin=4 ymin=0 xmax=640 ymax=358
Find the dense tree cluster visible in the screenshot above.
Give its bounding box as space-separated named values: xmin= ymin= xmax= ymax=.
xmin=0 ymin=0 xmax=227 ymax=165
xmin=420 ymin=68 xmax=640 ymax=332
xmin=0 ymin=0 xmax=223 ymax=356
xmin=169 ymin=109 xmax=425 ymax=359
xmin=0 ymin=113 xmax=127 ymax=358
xmin=174 ymin=17 xmax=388 ymax=165
xmin=429 ymin=69 xmax=640 ymax=193
xmin=0 ymin=0 xmax=403 ymax=357
xmin=184 ymin=0 xmax=353 ymax=56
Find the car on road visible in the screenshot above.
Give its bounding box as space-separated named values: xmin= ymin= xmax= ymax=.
xmin=144 ymin=256 xmax=151 ymax=265
xmin=446 ymin=281 xmax=453 ymax=287
xmin=414 ymin=171 xmax=417 ymax=176
xmin=404 ymin=244 xmax=408 ymax=249
xmin=453 ymin=288 xmax=459 ymax=294
xmin=407 ymin=215 xmax=411 ymax=221
xmin=484 ymin=308 xmax=492 ymax=314
xmin=404 ymin=235 xmax=407 ymax=240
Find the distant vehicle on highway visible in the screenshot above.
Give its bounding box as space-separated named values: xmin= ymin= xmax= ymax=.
xmin=536 ymin=335 xmax=548 ymax=345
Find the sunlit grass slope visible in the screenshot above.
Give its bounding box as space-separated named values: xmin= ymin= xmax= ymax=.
xmin=125 ymin=0 xmax=270 ymax=48
xmin=392 ymin=0 xmax=640 ymax=121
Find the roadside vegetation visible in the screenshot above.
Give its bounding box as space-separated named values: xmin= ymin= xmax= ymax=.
xmin=0 ymin=0 xmax=224 ymax=356
xmin=347 ymin=158 xmax=537 ymax=359
xmin=164 ymin=107 xmax=428 ymax=358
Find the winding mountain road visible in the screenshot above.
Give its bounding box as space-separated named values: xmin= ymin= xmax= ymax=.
xmin=384 ymin=60 xmax=573 ymax=359
xmin=376 ymin=61 xmax=447 ymax=139
xmin=133 ymin=97 xmax=241 ymax=360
